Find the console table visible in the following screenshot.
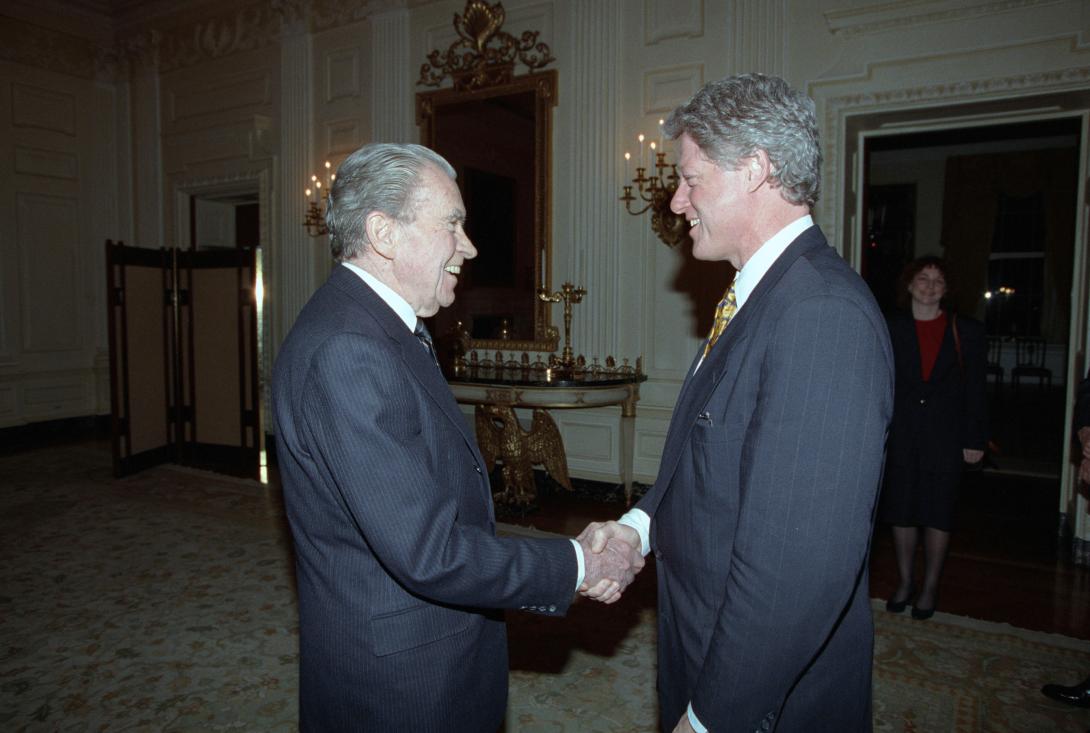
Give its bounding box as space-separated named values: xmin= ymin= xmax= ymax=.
xmin=447 ymin=371 xmax=647 ymax=507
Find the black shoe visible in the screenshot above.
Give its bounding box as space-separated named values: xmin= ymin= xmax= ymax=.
xmin=910 ymin=605 xmax=935 ymax=620
xmin=1041 ymin=678 xmax=1090 ymax=708
xmin=885 ymin=586 xmax=915 ymax=613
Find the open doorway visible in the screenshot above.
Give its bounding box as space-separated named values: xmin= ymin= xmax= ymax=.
xmin=190 ymin=192 xmax=260 ymax=251
xmin=862 ymin=117 xmax=1080 ymax=478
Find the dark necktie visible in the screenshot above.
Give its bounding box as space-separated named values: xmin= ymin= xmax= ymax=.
xmin=414 ymin=321 xmax=438 ymax=366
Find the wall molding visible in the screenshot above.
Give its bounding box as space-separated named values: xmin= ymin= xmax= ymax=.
xmin=811 ymin=48 xmax=1090 ymax=254
xmin=824 ymin=0 xmax=1065 ymax=38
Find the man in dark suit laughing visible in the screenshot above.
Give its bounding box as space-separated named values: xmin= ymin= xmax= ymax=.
xmin=272 ymin=143 xmax=641 ymax=732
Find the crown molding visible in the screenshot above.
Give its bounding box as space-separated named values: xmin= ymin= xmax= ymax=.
xmin=824 ymin=0 xmax=1065 ymax=37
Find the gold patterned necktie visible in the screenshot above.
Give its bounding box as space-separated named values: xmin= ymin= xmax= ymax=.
xmin=703 ymin=281 xmax=738 ymax=358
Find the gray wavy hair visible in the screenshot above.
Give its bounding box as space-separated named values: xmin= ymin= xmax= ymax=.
xmin=325 ymin=143 xmax=456 ymax=261
xmin=663 ymin=73 xmax=822 ymax=207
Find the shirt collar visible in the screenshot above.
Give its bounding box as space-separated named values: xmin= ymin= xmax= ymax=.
xmin=733 ymin=214 xmax=813 ymax=309
xmin=341 ymin=261 xmax=417 ymax=332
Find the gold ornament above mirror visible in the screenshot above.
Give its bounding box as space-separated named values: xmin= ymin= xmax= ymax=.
xmin=417 ymin=0 xmax=559 ymax=355
xmin=418 ymin=0 xmax=555 ymax=92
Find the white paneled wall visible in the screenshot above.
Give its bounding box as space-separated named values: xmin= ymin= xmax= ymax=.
xmin=0 ymin=0 xmax=1087 ymax=502
xmin=0 ymin=59 xmax=117 ymax=427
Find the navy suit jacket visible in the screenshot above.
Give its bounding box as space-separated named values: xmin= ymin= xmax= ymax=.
xmin=637 ymin=227 xmax=894 ymax=732
xmin=272 ymin=265 xmax=577 ymax=732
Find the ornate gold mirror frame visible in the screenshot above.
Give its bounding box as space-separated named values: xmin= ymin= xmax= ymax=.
xmin=416 ymin=0 xmax=559 ymax=354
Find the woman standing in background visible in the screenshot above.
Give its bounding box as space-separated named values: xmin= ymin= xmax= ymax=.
xmin=880 ymin=256 xmax=988 ymax=620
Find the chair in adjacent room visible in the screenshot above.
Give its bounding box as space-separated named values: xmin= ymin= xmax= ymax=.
xmin=1011 ymin=336 xmax=1051 ymax=390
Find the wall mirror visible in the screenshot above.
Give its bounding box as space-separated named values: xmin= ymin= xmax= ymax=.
xmin=416 ymin=2 xmax=558 ymax=353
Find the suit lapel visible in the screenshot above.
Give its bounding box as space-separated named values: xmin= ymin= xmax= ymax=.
xmin=647 ymin=228 xmax=827 ymax=514
xmin=330 ymin=268 xmax=489 ymax=473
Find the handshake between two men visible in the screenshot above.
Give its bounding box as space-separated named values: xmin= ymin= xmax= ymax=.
xmin=575 ymin=521 xmax=645 ymax=604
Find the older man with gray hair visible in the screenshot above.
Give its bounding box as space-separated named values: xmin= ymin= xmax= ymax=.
xmin=582 ymin=74 xmax=894 ymax=732
xmin=272 ymin=142 xmax=641 ymax=732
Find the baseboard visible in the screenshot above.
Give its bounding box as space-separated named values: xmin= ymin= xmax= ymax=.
xmin=0 ymin=414 xmax=110 ymax=455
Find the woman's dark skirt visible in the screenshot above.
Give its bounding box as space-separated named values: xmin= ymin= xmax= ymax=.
xmin=878 ymin=461 xmax=961 ymax=531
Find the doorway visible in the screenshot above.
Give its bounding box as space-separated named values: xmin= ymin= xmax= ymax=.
xmin=861 ymin=117 xmax=1080 ymax=478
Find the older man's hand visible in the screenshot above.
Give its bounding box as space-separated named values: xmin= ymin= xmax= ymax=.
xmin=577 ymin=521 xmax=644 ymax=603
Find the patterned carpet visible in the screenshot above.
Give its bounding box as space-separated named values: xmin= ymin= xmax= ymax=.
xmin=1 ymin=444 xmax=1088 ymax=732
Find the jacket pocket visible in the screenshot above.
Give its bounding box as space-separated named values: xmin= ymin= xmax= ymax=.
xmin=369 ymin=602 xmax=474 ymax=657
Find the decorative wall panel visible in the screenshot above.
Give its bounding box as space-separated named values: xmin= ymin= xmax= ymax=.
xmin=326 ymin=118 xmax=361 ymax=154
xmin=644 ymin=64 xmax=704 ymax=114
xmin=12 ymin=84 xmax=76 ymax=135
xmin=560 ymin=419 xmax=615 ymax=462
xmin=325 ymin=47 xmax=361 ymax=101
xmin=0 ymin=387 xmax=15 ymax=418
xmin=22 ymin=380 xmax=87 ymax=414
xmin=162 ymin=119 xmax=266 ymax=169
xmin=14 ymin=147 xmax=79 ymax=180
xmin=16 ymin=194 xmax=80 ymax=353
xmin=168 ymin=71 xmax=271 ymax=123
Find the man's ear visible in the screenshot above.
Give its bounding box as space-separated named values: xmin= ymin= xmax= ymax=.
xmin=365 ymin=211 xmax=397 ymax=260
xmin=746 ymin=150 xmax=772 ymax=191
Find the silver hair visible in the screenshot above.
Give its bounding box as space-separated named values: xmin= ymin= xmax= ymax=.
xmin=325 ymin=142 xmax=456 ymax=261
xmin=663 ymin=73 xmax=822 ymax=207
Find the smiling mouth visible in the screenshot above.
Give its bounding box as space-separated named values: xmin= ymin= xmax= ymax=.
xmin=444 ymin=265 xmax=461 ymax=276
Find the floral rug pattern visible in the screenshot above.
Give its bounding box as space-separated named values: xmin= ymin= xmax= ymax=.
xmin=2 ymin=445 xmax=1088 ymax=732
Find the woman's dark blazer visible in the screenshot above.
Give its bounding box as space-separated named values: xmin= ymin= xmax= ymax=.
xmin=885 ymin=310 xmax=988 ymax=475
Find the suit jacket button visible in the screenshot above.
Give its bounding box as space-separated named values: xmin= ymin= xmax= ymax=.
xmin=548 ymin=605 xmax=556 ymax=613
xmin=919 ymin=398 xmax=926 ymax=405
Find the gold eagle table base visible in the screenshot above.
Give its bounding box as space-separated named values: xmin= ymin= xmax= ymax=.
xmin=474 ymin=406 xmax=571 ymax=506
xmin=448 ymin=373 xmax=647 ymax=508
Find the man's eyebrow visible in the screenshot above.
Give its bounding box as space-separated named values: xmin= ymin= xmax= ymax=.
xmin=448 ymin=210 xmax=466 ymax=224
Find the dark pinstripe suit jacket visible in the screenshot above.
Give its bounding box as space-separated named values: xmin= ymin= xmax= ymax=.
xmin=637 ymin=227 xmax=894 ymax=732
xmin=272 ymin=265 xmax=577 ymax=732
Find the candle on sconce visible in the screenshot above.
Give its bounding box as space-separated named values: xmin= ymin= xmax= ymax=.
xmin=637 ymin=133 xmax=645 ymax=168
xmin=305 ymin=187 xmax=312 ymax=201
xmin=624 ymin=151 xmax=631 ymax=180
xmin=658 ymin=118 xmax=665 ymax=149
xmin=649 ymin=141 xmax=657 ymax=169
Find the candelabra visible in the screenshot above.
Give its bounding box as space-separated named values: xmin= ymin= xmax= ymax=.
xmin=537 ymin=282 xmax=585 ymax=372
xmin=303 ymin=161 xmax=334 ymax=237
xmin=619 ymin=127 xmax=689 ymax=249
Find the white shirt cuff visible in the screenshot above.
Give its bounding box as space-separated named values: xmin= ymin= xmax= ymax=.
xmin=687 ymin=703 xmax=708 ymax=733
xmin=618 ymin=508 xmax=651 ymax=556
xmin=570 ymin=538 xmax=585 ymax=592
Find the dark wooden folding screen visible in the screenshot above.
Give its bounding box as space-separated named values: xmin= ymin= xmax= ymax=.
xmin=106 ymin=240 xmax=261 ymax=479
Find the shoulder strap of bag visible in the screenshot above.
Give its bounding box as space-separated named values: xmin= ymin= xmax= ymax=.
xmin=951 ymin=313 xmax=964 ymax=376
